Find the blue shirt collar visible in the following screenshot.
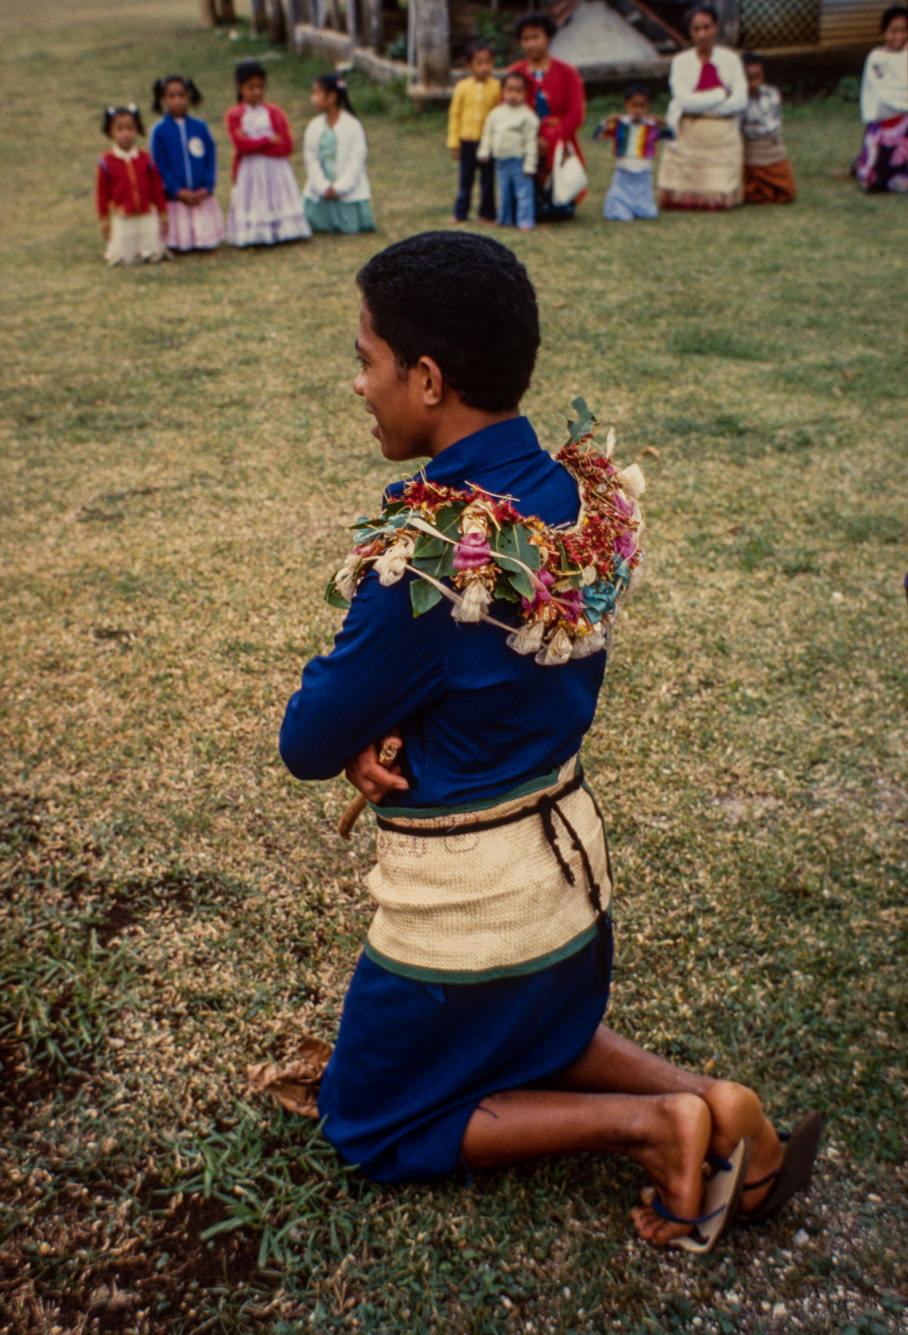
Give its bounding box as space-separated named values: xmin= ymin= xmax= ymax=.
xmin=385 ymin=416 xmax=541 ymax=499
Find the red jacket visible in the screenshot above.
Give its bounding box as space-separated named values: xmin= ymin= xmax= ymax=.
xmin=224 ymin=102 xmax=294 ymax=182
xmin=96 ymin=148 xmax=167 ymax=218
xmin=509 ymin=57 xmax=586 ymax=171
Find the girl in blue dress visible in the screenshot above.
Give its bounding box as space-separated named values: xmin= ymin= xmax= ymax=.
xmin=150 ymin=75 xmax=225 ymax=252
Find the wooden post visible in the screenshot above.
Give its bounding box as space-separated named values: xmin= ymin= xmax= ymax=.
xmin=414 ymin=0 xmax=450 ymax=92
xmin=268 ymin=0 xmax=288 ymax=43
xmin=219 ymin=0 xmax=237 ymax=20
xmin=250 ymin=0 xmax=267 ymax=37
xmin=713 ymin=0 xmax=740 ymax=46
xmin=367 ymin=0 xmax=382 ymax=51
xmin=200 ymin=0 xmax=217 ymax=25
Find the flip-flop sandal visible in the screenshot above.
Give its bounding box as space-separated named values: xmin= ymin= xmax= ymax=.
xmin=640 ymin=1137 xmax=750 ymax=1254
xmin=736 ymin=1110 xmax=823 ymax=1225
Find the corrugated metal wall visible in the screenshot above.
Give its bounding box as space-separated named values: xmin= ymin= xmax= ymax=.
xmin=819 ymin=0 xmax=882 ymax=47
xmin=740 ymin=0 xmax=820 ymax=46
xmin=739 ymin=0 xmax=882 ymax=46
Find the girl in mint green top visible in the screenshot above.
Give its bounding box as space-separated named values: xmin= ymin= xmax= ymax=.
xmin=302 ymin=75 xmax=376 ymax=234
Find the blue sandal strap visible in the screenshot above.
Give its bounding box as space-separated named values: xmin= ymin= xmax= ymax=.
xmin=706 ymin=1151 xmax=733 ymax=1173
xmin=742 ymin=1130 xmax=790 ymax=1192
xmin=650 ymin=1194 xmax=727 ymax=1227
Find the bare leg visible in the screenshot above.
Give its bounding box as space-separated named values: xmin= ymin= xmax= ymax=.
xmin=461 ymin=1089 xmax=712 ymax=1246
xmin=551 ymin=1025 xmax=782 ymax=1212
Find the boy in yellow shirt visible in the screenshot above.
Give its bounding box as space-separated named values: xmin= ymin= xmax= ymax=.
xmin=447 ymin=42 xmax=501 ymax=223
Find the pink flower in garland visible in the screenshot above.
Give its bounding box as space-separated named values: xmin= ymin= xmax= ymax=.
xmin=521 ymin=569 xmax=555 ymax=612
xmin=555 ymin=588 xmax=585 ymax=622
xmin=614 ymin=530 xmax=637 ymax=561
xmin=453 ymin=532 xmax=491 ymax=570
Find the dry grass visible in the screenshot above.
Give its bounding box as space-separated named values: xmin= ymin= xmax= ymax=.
xmin=1 ymin=3 xmax=907 ymax=1333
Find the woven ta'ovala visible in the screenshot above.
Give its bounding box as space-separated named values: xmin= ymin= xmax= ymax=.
xmin=364 ymin=758 xmax=612 ymax=984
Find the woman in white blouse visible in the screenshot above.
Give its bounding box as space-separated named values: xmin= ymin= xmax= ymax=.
xmin=302 ymin=75 xmax=376 ymax=233
xmin=856 ymin=5 xmax=908 ymax=193
xmin=657 ymin=4 xmax=747 ymax=210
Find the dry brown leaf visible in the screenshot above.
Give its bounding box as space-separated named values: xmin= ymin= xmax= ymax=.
xmin=640 ymin=446 xmax=661 ymax=459
xmin=247 ymin=1036 xmax=334 ymax=1118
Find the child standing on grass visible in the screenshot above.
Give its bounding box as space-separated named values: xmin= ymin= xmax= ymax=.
xmin=741 ymin=55 xmax=797 ymax=204
xmin=224 ymin=60 xmax=311 ymax=247
xmin=595 ymin=85 xmax=672 ymax=222
xmin=447 ymin=41 xmax=501 ymax=224
xmin=478 ymin=72 xmax=538 ymax=230
xmin=96 ymin=105 xmax=169 ymax=266
xmin=149 ymin=75 xmax=225 ymax=251
xmin=302 ymin=75 xmax=376 ymax=234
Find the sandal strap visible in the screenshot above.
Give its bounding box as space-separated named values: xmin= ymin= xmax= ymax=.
xmin=742 ymin=1166 xmax=780 ymax=1193
xmin=742 ymin=1130 xmax=790 ymax=1193
xmin=651 ymin=1194 xmax=727 ymax=1226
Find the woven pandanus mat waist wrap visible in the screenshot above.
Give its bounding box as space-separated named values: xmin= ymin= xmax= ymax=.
xmin=365 ymin=758 xmax=611 ymax=982
xmin=744 ymin=128 xmax=788 ymax=166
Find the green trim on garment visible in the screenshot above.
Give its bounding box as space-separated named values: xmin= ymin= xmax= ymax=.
xmin=303 ymin=196 xmax=376 ymax=234
xmin=363 ymin=922 xmax=599 ymax=985
xmin=373 ymin=758 xmax=580 ymax=822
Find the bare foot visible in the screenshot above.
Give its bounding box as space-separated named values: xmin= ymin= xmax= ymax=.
xmin=630 ymin=1093 xmax=712 ymax=1245
xmin=701 ymin=1080 xmax=782 ymax=1215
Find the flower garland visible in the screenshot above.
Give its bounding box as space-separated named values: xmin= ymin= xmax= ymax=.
xmin=325 ymin=398 xmax=645 ymax=667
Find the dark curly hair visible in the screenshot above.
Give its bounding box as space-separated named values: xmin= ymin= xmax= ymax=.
xmin=152 ymin=75 xmax=203 ymax=114
xmin=102 ymin=104 xmax=145 ymax=136
xmin=515 ymin=12 xmax=557 ymax=39
xmin=356 ymin=232 xmax=539 ymax=413
xmin=880 ymin=4 xmax=907 ymax=30
xmin=234 ymin=60 xmax=266 ymax=100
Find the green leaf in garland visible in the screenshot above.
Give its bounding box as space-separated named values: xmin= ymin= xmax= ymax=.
xmin=325 ymin=580 xmax=351 ymax=610
xmin=508 ymin=567 xmax=537 ymax=600
xmin=411 ymin=531 xmax=455 ymax=580
xmin=492 ymin=523 xmax=541 ymax=573
xmin=410 ymin=577 xmax=443 ymax=617
xmin=494 ymin=578 xmax=521 ymax=603
xmin=567 ymin=396 xmax=598 ymax=444
xmin=434 ymin=504 xmax=465 ymax=539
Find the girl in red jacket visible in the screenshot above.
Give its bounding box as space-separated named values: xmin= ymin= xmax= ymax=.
xmin=96 ymin=105 xmax=169 ymax=266
xmin=225 ymin=61 xmax=311 ymax=247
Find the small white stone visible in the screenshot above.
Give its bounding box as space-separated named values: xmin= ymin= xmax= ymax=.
xmin=761 ymin=1302 xmax=771 ymax=1312
xmin=831 ymin=591 xmax=843 ymax=602
xmin=793 ymin=1229 xmax=810 ymax=1247
xmin=867 ymin=1193 xmax=882 ymax=1203
xmin=773 ymin=1303 xmax=787 ymax=1318
xmin=563 ymin=1287 xmax=571 ymax=1300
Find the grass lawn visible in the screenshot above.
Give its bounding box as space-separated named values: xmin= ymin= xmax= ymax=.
xmin=1 ymin=2 xmax=907 ymax=1333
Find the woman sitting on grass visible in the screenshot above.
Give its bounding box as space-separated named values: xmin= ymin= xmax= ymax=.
xmin=302 ymin=75 xmax=376 ymax=234
xmin=279 ymin=231 xmax=822 ymax=1253
xmin=856 ymin=4 xmax=908 ymax=193
xmin=657 ymin=4 xmax=747 ymax=210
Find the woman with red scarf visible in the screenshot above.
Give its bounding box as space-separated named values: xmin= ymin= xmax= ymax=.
xmin=509 ymin=13 xmax=587 ymax=220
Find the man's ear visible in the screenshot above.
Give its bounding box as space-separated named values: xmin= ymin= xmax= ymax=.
xmin=415 ymin=355 xmax=445 ymax=407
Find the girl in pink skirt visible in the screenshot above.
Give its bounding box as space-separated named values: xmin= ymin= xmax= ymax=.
xmin=225 ymin=61 xmax=311 ymax=247
xmin=149 ymin=75 xmax=225 ymax=252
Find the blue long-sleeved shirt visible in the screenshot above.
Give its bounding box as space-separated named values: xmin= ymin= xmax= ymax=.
xmin=149 ymin=114 xmax=217 ymax=199
xmin=279 ymin=416 xmax=606 ymax=807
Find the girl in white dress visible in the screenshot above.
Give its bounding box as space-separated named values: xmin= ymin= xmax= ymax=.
xmin=856 ymin=5 xmax=908 ymax=193
xmin=302 ymin=75 xmax=376 ymax=234
xmin=224 ymin=61 xmax=311 ymax=246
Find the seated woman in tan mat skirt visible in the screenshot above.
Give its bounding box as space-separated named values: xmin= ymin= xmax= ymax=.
xmin=742 ymin=53 xmax=796 ymax=204
xmin=657 ymin=4 xmax=747 ymax=210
